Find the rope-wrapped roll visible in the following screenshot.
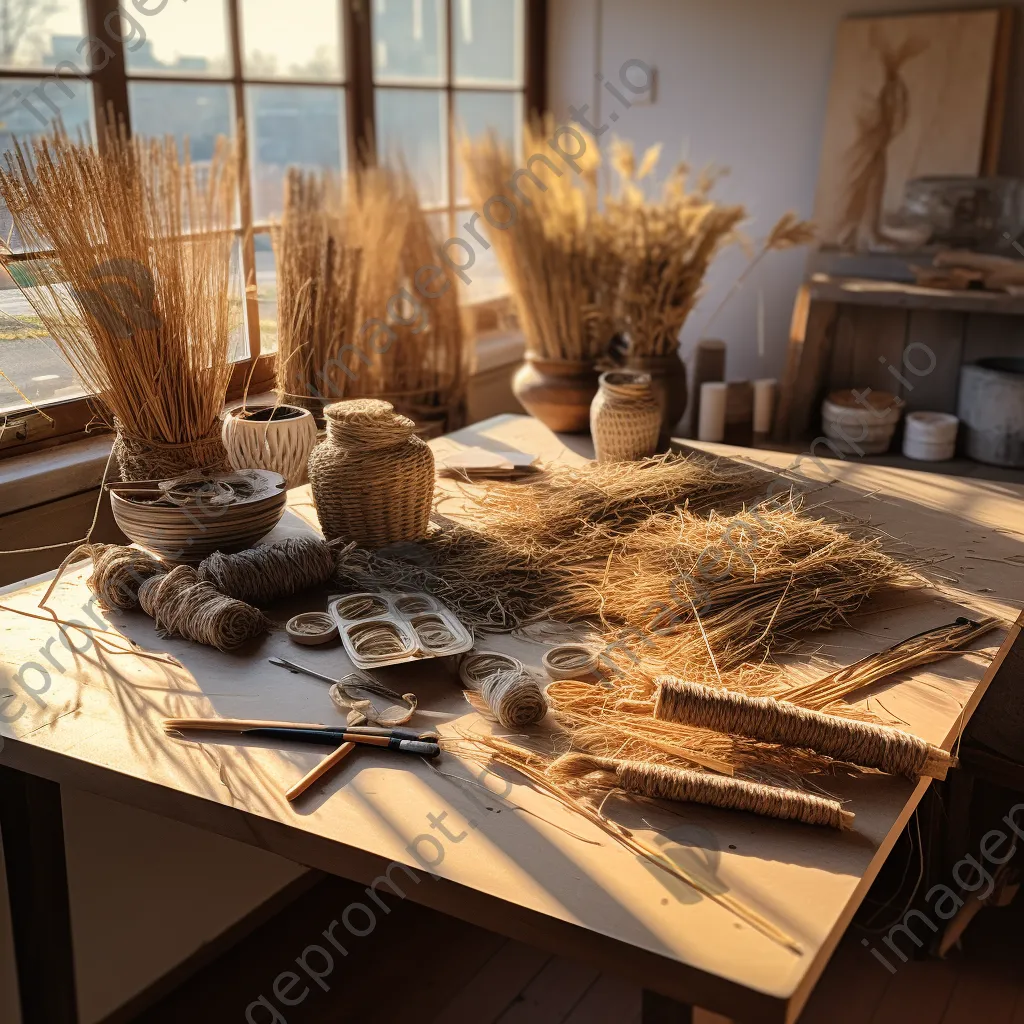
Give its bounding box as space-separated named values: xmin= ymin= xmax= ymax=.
xmin=654 ymin=677 xmax=956 ymax=779
xmin=198 ymin=536 xmax=335 ymax=604
xmin=460 ymin=651 xmax=548 ymax=730
xmin=81 ymin=543 xmax=168 ymax=610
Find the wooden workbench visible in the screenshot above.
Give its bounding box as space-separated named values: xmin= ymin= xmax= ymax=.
xmin=2 ymin=415 xmax=1023 ymax=1024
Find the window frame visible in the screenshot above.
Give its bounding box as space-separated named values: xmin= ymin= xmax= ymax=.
xmin=0 ymin=0 xmax=546 ymax=458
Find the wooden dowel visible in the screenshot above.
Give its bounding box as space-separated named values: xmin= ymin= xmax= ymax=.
xmin=286 ymin=743 xmax=356 ymax=802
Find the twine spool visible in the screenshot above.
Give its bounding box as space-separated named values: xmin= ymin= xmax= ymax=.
xmin=590 ymin=371 xmax=662 ymax=463
xmin=549 ymin=753 xmax=853 ymax=829
xmin=138 ymin=564 xmax=270 ymax=651
xmin=543 ymin=643 xmax=600 ymax=682
xmin=81 ymin=543 xmax=168 ymax=610
xmin=308 ymin=399 xmax=435 ymax=549
xmin=460 ymin=651 xmax=548 ymax=730
xmin=654 ymin=677 xmax=955 ymax=778
xmin=113 ymin=423 xmax=227 ymax=483
xmin=198 ymin=536 xmax=335 ymax=605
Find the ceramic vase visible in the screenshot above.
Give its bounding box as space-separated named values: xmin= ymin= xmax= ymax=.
xmin=221 ymin=404 xmax=318 ymax=488
xmin=512 ymin=357 xmax=600 ymax=434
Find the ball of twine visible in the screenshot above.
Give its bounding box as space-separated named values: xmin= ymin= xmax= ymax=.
xmin=83 ymin=543 xmax=168 ymax=610
xmin=198 ymin=536 xmax=335 ymax=605
xmin=138 ymin=564 xmax=270 ymax=652
xmin=324 ymin=399 xmax=417 ymax=449
xmin=460 ymin=651 xmax=548 ymax=730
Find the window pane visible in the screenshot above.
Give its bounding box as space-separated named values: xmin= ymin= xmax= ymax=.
xmin=372 ymin=0 xmax=445 ymax=84
xmin=253 ymin=232 xmax=277 ymax=354
xmin=376 ymin=87 xmax=446 ymax=206
xmin=128 ymin=82 xmax=233 ymax=160
xmin=453 ymin=89 xmax=520 ymax=203
xmin=123 ymin=0 xmax=230 ymax=77
xmin=452 ymin=208 xmax=508 ymax=303
xmin=0 ymin=0 xmax=84 ymax=70
xmin=0 ymin=79 xmax=92 ymax=252
xmin=453 ymin=0 xmax=523 ymax=86
xmin=248 ymin=85 xmax=345 ymax=222
xmin=241 ymin=0 xmax=342 ymax=81
xmin=0 ymin=285 xmax=85 ymax=412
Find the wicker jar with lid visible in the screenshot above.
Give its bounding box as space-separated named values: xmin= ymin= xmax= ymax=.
xmin=590 ymin=370 xmax=662 ymax=462
xmin=308 ymin=399 xmax=435 ymax=548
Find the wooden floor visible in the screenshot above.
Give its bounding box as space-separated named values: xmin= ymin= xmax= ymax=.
xmin=123 ymin=873 xmax=1024 ymax=1024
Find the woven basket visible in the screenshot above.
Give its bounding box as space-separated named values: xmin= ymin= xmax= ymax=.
xmin=113 ymin=422 xmax=227 ymax=482
xmin=590 ymin=371 xmax=662 ymax=462
xmin=308 ymin=399 xmax=435 ymax=548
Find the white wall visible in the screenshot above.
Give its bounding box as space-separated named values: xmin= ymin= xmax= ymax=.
xmin=548 ymin=0 xmax=1024 ymax=385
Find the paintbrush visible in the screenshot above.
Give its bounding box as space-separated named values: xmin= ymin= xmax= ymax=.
xmin=163 ymin=718 xmax=441 ymax=758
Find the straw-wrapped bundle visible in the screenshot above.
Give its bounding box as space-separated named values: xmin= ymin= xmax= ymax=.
xmin=461 ymin=118 xmax=621 ymax=362
xmin=273 ymin=166 xmax=466 ymax=430
xmin=0 ymin=125 xmax=239 ymax=481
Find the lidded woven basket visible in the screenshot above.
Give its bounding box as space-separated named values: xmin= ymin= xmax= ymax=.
xmin=590 ymin=370 xmax=662 ymax=462
xmin=308 ymin=399 xmax=435 ymax=548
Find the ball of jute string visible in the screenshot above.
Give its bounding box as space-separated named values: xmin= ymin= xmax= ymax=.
xmin=547 ymin=752 xmax=854 ymax=830
xmin=113 ymin=423 xmax=228 ymax=483
xmin=198 ymin=536 xmax=336 ymax=605
xmin=654 ymin=677 xmax=952 ymax=778
xmin=459 ymin=651 xmax=548 ymax=730
xmin=138 ymin=564 xmax=271 ymax=652
xmin=83 ymin=543 xmax=168 ymax=610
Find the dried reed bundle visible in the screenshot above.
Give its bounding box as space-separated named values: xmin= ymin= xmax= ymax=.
xmin=272 ymin=166 xmax=466 ymax=427
xmin=461 ymin=119 xmax=620 ymax=361
xmin=606 ymin=142 xmax=745 ymax=357
xmin=0 ymin=124 xmax=239 ymax=480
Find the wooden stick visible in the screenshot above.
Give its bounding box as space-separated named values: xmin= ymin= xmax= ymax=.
xmin=162 ymin=717 xmax=437 ymax=741
xmin=286 ymin=743 xmax=356 ymax=802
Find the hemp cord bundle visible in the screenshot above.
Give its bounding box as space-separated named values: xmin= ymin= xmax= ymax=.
xmin=460 ymin=651 xmax=548 ymax=730
xmin=138 ymin=565 xmax=270 ymax=652
xmin=78 ymin=543 xmax=168 ymax=610
xmin=347 ymin=621 xmax=413 ymax=660
xmin=334 ymin=593 xmax=390 ymax=619
xmin=548 ymin=752 xmax=854 ymax=830
xmin=198 ymin=536 xmax=335 ymax=605
xmin=655 ymin=677 xmax=955 ymax=779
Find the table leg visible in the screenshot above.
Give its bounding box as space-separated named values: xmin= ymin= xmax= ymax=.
xmin=642 ymin=989 xmax=695 ymax=1023
xmin=0 ymin=765 xmax=78 ymax=1024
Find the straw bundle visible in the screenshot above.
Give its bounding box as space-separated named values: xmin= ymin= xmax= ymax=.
xmin=606 ymin=142 xmax=745 ymax=357
xmin=273 ymin=165 xmax=466 ymax=428
xmin=0 ymin=125 xmax=239 ymax=480
xmin=461 ymin=118 xmax=621 ymax=362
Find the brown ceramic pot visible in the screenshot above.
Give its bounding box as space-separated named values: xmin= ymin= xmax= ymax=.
xmin=512 ymin=356 xmax=600 ymax=434
xmin=623 ymin=351 xmax=688 ymax=438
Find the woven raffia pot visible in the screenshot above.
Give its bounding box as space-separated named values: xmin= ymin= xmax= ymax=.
xmin=622 ymin=351 xmax=688 ymax=438
xmin=590 ymin=371 xmax=662 ymax=463
xmin=113 ymin=422 xmax=227 ymax=482
xmin=308 ymin=399 xmax=435 ymax=549
xmin=221 ymin=404 xmax=318 ymax=488
xmin=512 ymin=357 xmax=599 ymax=434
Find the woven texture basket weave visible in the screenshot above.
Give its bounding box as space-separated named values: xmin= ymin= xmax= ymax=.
xmin=308 ymin=399 xmax=435 ymax=548
xmin=590 ymin=371 xmax=662 ymax=462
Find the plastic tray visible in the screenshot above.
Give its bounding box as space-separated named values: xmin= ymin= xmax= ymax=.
xmin=328 ymin=591 xmax=474 ymax=670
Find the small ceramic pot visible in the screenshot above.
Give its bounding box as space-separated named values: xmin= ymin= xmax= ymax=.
xmin=221 ymin=404 xmax=318 ymax=488
xmin=590 ymin=371 xmax=662 ymax=462
xmin=622 ymin=351 xmax=689 ymax=439
xmin=513 ymin=357 xmax=600 ymax=434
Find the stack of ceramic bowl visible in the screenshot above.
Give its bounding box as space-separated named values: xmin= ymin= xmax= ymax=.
xmin=821 ymin=390 xmax=903 ymax=455
xmin=902 ymin=412 xmax=958 ymax=461
xmin=109 ymin=469 xmax=288 ymax=564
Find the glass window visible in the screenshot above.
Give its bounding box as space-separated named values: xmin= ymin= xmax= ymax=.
xmin=122 ymin=0 xmax=231 ymax=77
xmin=248 ymin=85 xmax=346 ymax=222
xmin=241 ymin=0 xmax=343 ymax=81
xmin=453 ymin=0 xmax=523 ymax=86
xmin=453 ymin=89 xmax=520 ymax=202
xmin=372 ymin=0 xmax=445 ymax=84
xmin=128 ymin=81 xmax=233 ymax=160
xmin=0 ymin=0 xmax=85 ymax=71
xmin=376 ymin=87 xmax=446 ymax=206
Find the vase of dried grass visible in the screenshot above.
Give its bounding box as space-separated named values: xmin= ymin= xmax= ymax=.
xmin=513 ymin=357 xmax=600 ymax=434
xmin=308 ymin=399 xmax=435 ymax=549
xmin=590 ymin=371 xmax=662 ymax=463
xmin=623 ymin=351 xmax=688 ymax=440
xmin=222 ymin=404 xmax=318 ymax=488
xmin=113 ymin=423 xmax=228 ymax=483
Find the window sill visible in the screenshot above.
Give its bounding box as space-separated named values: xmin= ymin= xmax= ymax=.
xmin=0 ymin=333 xmax=527 ymax=517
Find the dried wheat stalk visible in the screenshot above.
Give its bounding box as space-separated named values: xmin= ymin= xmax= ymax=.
xmin=0 ymin=123 xmax=239 ymax=447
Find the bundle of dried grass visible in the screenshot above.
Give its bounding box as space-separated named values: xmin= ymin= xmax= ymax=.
xmin=606 ymin=142 xmax=745 ymax=357
xmin=461 ymin=119 xmax=620 ymax=362
xmin=272 ymin=166 xmax=466 ymax=429
xmin=0 ymin=124 xmax=239 ymax=481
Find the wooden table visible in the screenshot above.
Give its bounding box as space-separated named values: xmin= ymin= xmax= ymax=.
xmin=2 ymin=415 xmax=1023 ymax=1024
